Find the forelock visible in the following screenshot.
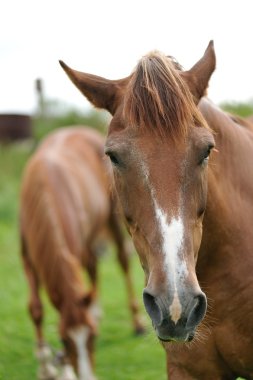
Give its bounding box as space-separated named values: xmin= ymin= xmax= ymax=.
xmin=123 ymin=50 xmax=206 ymax=140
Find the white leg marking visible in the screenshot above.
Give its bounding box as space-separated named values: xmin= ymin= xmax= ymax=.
xmin=68 ymin=326 xmax=96 ymax=380
xmin=36 ymin=344 xmax=58 ymax=380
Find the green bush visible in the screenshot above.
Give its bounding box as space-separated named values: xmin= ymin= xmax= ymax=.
xmin=32 ymin=99 xmax=110 ymax=142
xmin=220 ymin=100 xmax=253 ymax=118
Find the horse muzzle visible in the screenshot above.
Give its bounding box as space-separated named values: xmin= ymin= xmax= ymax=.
xmin=143 ymin=288 xmax=207 ymax=342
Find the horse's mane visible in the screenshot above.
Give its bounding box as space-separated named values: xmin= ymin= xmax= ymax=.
xmin=228 ymin=113 xmax=253 ymax=132
xmin=124 ymin=50 xmax=207 ymax=139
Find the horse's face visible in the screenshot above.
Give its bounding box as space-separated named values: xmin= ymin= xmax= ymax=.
xmin=62 ymin=327 xmax=96 ymax=380
xmin=60 ymin=41 xmax=216 ymax=342
xmin=60 ymin=296 xmax=97 ymax=379
xmin=105 ymin=114 xmax=215 ymax=342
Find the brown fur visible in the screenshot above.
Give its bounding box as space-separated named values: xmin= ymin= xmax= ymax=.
xmin=229 ymin=112 xmax=253 ymax=132
xmin=60 ymin=42 xmax=253 ymax=379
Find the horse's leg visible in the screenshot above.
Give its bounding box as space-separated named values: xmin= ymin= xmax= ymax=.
xmin=109 ymin=211 xmax=145 ymax=335
xmin=79 ymin=249 xmax=99 ymax=377
xmin=85 ymin=250 xmax=103 ymax=326
xmin=86 ymin=249 xmax=98 ymax=298
xmin=21 ymin=236 xmax=58 ymax=380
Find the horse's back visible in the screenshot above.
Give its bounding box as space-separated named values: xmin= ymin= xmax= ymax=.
xmin=228 ymin=113 xmax=253 ymax=132
xmin=20 ymin=127 xmax=111 ymax=262
xmin=199 ymin=99 xmax=253 ymax=135
xmin=39 ymin=126 xmax=105 ymax=157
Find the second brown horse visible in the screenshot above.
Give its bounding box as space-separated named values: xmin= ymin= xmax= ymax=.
xmin=20 ymin=127 xmax=144 ymax=380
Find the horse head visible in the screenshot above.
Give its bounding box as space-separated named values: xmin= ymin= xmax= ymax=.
xmin=60 ymin=41 xmax=216 ymax=343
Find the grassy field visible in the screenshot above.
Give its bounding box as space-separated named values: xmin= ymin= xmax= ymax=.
xmin=0 ymin=142 xmax=166 ymax=380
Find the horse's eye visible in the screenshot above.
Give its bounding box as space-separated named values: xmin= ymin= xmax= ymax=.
xmin=200 ymin=144 xmax=214 ymax=166
xmin=203 ymin=149 xmax=211 ymax=161
xmin=105 ymin=150 xmax=120 ymax=166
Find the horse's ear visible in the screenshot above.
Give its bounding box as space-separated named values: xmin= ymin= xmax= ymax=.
xmin=182 ymin=40 xmax=216 ymax=103
xmin=59 ymin=60 xmax=124 ymax=115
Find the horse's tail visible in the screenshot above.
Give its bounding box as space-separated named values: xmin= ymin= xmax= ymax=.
xmin=20 ymin=156 xmax=85 ymax=308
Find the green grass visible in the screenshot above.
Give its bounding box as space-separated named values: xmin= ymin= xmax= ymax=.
xmin=0 ymin=142 xmax=166 ymax=380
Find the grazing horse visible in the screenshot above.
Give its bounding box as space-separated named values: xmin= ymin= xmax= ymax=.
xmin=60 ymin=41 xmax=253 ymax=379
xmin=20 ymin=127 xmax=144 ymax=380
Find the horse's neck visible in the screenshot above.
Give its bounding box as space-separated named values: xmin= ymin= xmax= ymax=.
xmin=199 ymin=99 xmax=253 ymax=266
xmin=200 ymin=98 xmax=253 ymax=204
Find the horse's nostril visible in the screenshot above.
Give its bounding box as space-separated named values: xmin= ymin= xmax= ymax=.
xmin=186 ymin=292 xmax=207 ymax=329
xmin=143 ymin=289 xmax=162 ymax=326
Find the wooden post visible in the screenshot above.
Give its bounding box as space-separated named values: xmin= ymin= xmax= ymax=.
xmin=35 ymin=78 xmax=45 ymax=118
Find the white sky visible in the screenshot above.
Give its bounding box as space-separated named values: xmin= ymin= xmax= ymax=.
xmin=1 ymin=0 xmax=253 ymax=114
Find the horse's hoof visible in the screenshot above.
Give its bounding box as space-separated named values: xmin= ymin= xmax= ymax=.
xmin=38 ymin=365 xmax=58 ymax=380
xmin=36 ymin=344 xmax=54 ymax=361
xmin=54 ymin=350 xmax=65 ymax=366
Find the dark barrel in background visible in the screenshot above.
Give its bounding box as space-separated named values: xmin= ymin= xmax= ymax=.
xmin=0 ymin=114 xmax=32 ymax=142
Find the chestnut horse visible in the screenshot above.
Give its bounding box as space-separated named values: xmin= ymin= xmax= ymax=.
xmin=60 ymin=41 xmax=253 ymax=379
xmin=20 ymin=127 xmax=144 ymax=380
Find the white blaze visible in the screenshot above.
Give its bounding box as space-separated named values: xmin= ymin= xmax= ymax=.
xmin=155 ymin=206 xmax=184 ymax=278
xmin=140 ymin=160 xmax=188 ymax=323
xmin=68 ymin=326 xmax=96 ymax=380
xmin=154 ymin=204 xmax=187 ymax=323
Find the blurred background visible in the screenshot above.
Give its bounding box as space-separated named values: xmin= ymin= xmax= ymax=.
xmin=0 ymin=1 xmax=252 ymax=379
xmin=1 ymin=0 xmax=253 ymax=141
